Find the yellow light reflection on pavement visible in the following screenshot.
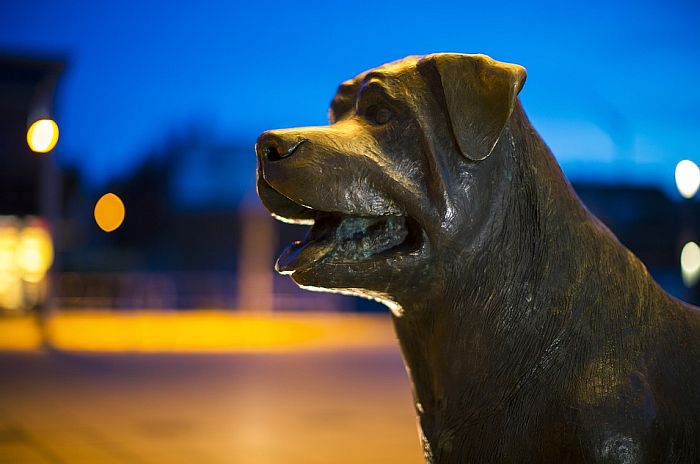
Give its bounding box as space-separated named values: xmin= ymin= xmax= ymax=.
xmin=94 ymin=193 xmax=125 ymax=232
xmin=26 ymin=119 xmax=59 ymax=153
xmin=0 ymin=317 xmax=42 ymax=350
xmin=0 ymin=312 xmax=396 ymax=353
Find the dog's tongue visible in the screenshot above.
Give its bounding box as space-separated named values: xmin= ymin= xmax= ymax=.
xmin=275 ymin=239 xmax=334 ymax=273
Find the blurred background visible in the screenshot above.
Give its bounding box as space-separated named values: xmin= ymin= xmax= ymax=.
xmin=0 ymin=0 xmax=699 ymax=462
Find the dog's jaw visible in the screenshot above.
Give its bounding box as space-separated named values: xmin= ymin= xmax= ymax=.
xmin=256 ymin=163 xmax=434 ymax=307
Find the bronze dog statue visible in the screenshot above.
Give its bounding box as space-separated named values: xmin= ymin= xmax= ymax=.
xmin=255 ymin=53 xmax=700 ymax=463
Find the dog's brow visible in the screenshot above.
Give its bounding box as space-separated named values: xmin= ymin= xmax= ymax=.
xmin=358 ymin=80 xmax=391 ymax=98
xmin=363 ymin=71 xmax=386 ymax=82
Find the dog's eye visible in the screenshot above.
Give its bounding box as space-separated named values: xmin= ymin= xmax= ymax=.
xmin=365 ymin=105 xmax=393 ymax=125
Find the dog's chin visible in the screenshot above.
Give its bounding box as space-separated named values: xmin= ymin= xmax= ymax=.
xmin=257 ymin=177 xmax=426 ymax=287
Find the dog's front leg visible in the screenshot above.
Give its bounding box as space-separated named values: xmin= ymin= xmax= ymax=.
xmin=575 ymin=372 xmax=657 ymax=463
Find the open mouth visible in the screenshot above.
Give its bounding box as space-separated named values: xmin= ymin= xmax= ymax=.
xmin=277 ymin=212 xmax=422 ymax=273
xmin=258 ymin=178 xmax=422 ymax=274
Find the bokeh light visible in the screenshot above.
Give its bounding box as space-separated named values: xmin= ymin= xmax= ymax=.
xmin=0 ymin=218 xmax=53 ymax=310
xmin=94 ymin=193 xmax=125 ymax=232
xmin=0 ymin=221 xmax=21 ymax=311
xmin=16 ymin=224 xmax=54 ymax=283
xmin=26 ymin=119 xmax=59 ymax=154
xmin=674 ymin=160 xmax=700 ymax=199
xmin=681 ymin=241 xmax=700 ymax=287
xmin=0 ymin=222 xmax=18 ymax=274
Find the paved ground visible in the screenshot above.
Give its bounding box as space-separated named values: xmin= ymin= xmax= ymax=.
xmin=0 ymin=349 xmax=423 ymax=463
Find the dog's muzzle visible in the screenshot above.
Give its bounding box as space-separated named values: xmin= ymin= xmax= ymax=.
xmin=255 ymin=130 xmax=424 ymax=274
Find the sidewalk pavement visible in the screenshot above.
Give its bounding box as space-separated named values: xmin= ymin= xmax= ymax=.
xmin=0 ymin=333 xmax=422 ymax=463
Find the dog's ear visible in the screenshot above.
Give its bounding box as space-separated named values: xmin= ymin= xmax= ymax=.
xmin=420 ymin=53 xmax=526 ymax=161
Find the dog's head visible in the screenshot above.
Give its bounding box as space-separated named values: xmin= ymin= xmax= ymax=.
xmin=255 ymin=53 xmax=526 ymax=310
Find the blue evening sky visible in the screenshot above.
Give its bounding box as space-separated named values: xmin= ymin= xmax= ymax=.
xmin=1 ymin=0 xmax=699 ymax=196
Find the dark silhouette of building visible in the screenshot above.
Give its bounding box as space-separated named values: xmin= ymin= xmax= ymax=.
xmin=0 ymin=55 xmax=63 ymax=216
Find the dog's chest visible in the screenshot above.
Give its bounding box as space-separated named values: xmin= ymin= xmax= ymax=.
xmin=418 ymin=398 xmax=587 ymax=463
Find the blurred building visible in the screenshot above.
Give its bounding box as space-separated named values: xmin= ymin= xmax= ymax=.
xmin=0 ymin=56 xmax=63 ymax=312
xmin=56 ymin=133 xmax=351 ymax=312
xmin=54 ymin=149 xmax=700 ymax=311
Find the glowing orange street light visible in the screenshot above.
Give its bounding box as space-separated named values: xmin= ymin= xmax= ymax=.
xmin=94 ymin=193 xmax=125 ymax=232
xmin=26 ymin=119 xmax=59 ymax=154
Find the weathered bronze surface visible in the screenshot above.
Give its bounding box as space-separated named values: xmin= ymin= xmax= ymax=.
xmin=255 ymin=53 xmax=700 ymax=463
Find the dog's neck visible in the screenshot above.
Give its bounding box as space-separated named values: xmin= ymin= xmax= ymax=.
xmin=390 ymin=103 xmax=657 ymax=461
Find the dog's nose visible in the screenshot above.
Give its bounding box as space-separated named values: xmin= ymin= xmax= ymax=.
xmin=256 ymin=131 xmax=307 ymax=161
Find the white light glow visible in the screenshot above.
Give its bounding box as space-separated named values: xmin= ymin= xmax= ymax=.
xmin=675 ymin=160 xmax=700 ymax=199
xmin=681 ymin=241 xmax=700 ymax=287
xmin=26 ymin=119 xmax=59 ymax=154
